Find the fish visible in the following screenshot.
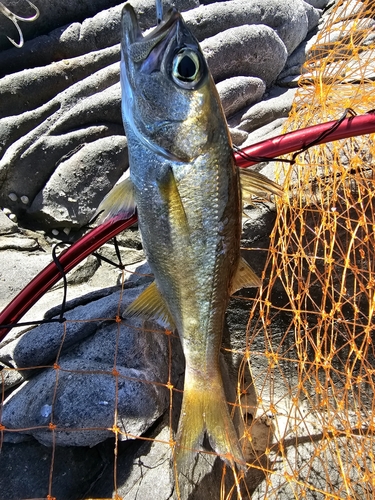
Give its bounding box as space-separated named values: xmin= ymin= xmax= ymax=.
xmin=97 ymin=2 xmax=282 ymax=484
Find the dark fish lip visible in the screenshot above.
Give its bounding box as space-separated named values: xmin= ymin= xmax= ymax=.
xmin=122 ymin=4 xmax=180 ymax=44
xmin=143 ymin=8 xmax=180 ymax=42
xmin=123 ymin=5 xmax=181 ymax=64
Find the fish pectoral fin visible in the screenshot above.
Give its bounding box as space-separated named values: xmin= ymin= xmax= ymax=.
xmin=95 ymin=176 xmax=136 ymax=223
xmin=240 ymin=168 xmax=283 ymax=204
xmin=157 ymin=167 xmax=190 ymax=241
xmin=124 ymin=281 xmax=175 ymax=330
xmin=230 ymin=257 xmax=262 ymax=294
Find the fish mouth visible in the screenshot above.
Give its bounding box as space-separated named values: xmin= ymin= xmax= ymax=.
xmin=122 ymin=5 xmax=180 ymax=64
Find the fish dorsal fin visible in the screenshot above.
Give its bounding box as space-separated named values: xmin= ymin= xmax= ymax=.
xmin=230 ymin=257 xmax=262 ymax=294
xmin=124 ymin=281 xmax=175 ymax=330
xmin=95 ymin=176 xmax=136 ymax=223
xmin=240 ymin=169 xmax=283 ymax=205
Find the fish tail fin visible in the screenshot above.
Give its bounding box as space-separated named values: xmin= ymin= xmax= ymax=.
xmin=174 ymin=374 xmax=245 ymax=474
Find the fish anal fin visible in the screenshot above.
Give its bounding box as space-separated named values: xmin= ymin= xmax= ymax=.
xmin=230 ymin=257 xmax=261 ymax=294
xmin=124 ymin=281 xmax=175 ymax=329
xmin=96 ymin=176 xmax=136 ymax=223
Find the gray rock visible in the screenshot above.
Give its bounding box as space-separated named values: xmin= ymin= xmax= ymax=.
xmin=0 ymin=235 xmax=39 ymax=251
xmin=184 ymin=0 xmax=321 ymax=54
xmin=0 ymin=64 xmax=123 ymax=225
xmin=87 ymin=423 xmax=175 ymax=498
xmin=95 ymin=243 xmax=145 ymax=267
xmin=229 ymin=127 xmax=249 ymax=147
xmin=278 ymin=30 xmax=319 ymax=81
xmin=0 ymin=361 xmax=25 ymax=391
xmin=66 ymin=255 xmax=100 ymax=285
xmin=0 ymin=210 xmax=18 ymax=235
xmin=0 ymin=289 xmax=126 ymax=369
xmin=0 ymin=45 xmax=121 ymax=118
xmin=217 ymin=76 xmax=266 ymax=118
xmin=1 ymin=280 xmax=184 ymax=447
xmin=0 ymin=1 xmax=198 ymax=76
xmin=303 ymin=0 xmax=331 ymax=7
xmin=202 ymin=24 xmax=288 ymax=86
xmin=240 ymin=117 xmax=288 ymax=148
xmin=0 ymin=440 xmax=105 ymax=500
xmin=232 ymin=86 xmax=297 ymax=133
xmin=0 ymin=250 xmax=53 ymax=311
xmin=0 ymin=0 xmax=123 ymax=51
xmin=2 ymin=358 xmax=168 ymax=447
xmin=309 ymin=17 xmax=375 ymax=59
xmin=28 ymin=134 xmax=128 ymax=228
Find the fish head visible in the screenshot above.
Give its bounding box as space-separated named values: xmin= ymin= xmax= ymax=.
xmin=121 ymin=4 xmax=225 ymax=162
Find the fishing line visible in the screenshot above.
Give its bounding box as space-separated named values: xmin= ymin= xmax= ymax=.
xmin=155 ymin=0 xmax=163 ymax=24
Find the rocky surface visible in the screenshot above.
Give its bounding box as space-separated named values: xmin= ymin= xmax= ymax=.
xmin=0 ymin=0 xmax=326 ymax=230
xmin=0 ymin=0 xmax=353 ymax=499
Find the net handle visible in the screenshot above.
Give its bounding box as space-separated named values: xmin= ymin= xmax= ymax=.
xmin=1 ymin=112 xmax=375 ymax=340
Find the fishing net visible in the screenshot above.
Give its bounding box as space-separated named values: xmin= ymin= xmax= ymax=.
xmin=239 ymin=0 xmax=375 ymax=498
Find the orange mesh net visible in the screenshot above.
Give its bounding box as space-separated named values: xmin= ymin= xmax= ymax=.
xmin=239 ymin=0 xmax=375 ymax=498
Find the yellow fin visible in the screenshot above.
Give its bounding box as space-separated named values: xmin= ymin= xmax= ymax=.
xmin=230 ymin=257 xmax=262 ymax=293
xmin=174 ymin=373 xmax=245 ymax=496
xmin=240 ymin=168 xmax=283 ymax=204
xmin=95 ymin=176 xmax=136 ymax=223
xmin=157 ymin=167 xmax=190 ymax=241
xmin=124 ymin=281 xmax=175 ymax=329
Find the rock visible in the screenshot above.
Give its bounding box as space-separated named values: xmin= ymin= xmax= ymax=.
xmin=2 ymin=358 xmax=169 ymax=447
xmin=28 ymin=134 xmax=128 ymax=228
xmin=278 ymin=30 xmax=319 ymax=82
xmin=0 ymin=45 xmax=121 ymax=117
xmin=0 ymin=361 xmax=26 ymax=391
xmin=1 ymin=282 xmax=184 ymax=447
xmin=0 ymin=289 xmax=127 ymax=369
xmin=0 ymin=210 xmax=18 ymax=235
xmin=202 ymin=24 xmax=288 ymax=86
xmin=304 ymin=0 xmax=331 ymax=8
xmin=0 ymin=439 xmax=105 ymax=500
xmin=95 ymin=243 xmax=145 ymax=267
xmin=88 ymin=423 xmax=175 ymax=498
xmin=0 ymin=1 xmax=199 ymax=77
xmin=0 ymin=65 xmax=123 ymax=224
xmin=229 ymin=127 xmax=249 ymax=147
xmin=240 ymin=117 xmax=288 ymax=148
xmin=231 ymin=86 xmax=297 ymax=133
xmin=0 ymin=250 xmax=53 ymax=311
xmin=183 ymin=0 xmax=321 ymax=54
xmin=217 ymin=76 xmax=266 ymax=118
xmin=0 ymin=0 xmax=123 ymax=51
xmin=66 ymin=255 xmax=100 ymax=285
xmin=0 ymin=235 xmax=39 ymax=251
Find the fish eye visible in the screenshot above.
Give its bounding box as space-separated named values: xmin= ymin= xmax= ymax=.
xmin=172 ymin=48 xmax=203 ymax=89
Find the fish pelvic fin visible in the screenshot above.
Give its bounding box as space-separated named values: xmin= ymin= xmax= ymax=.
xmin=124 ymin=281 xmax=175 ymax=330
xmin=174 ymin=373 xmax=246 ymax=480
xmin=240 ymin=168 xmax=283 ymax=204
xmin=95 ymin=176 xmax=136 ymax=223
xmin=230 ymin=256 xmax=262 ymax=294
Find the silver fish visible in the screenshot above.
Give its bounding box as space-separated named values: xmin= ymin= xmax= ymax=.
xmin=97 ymin=3 xmax=282 ymax=485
